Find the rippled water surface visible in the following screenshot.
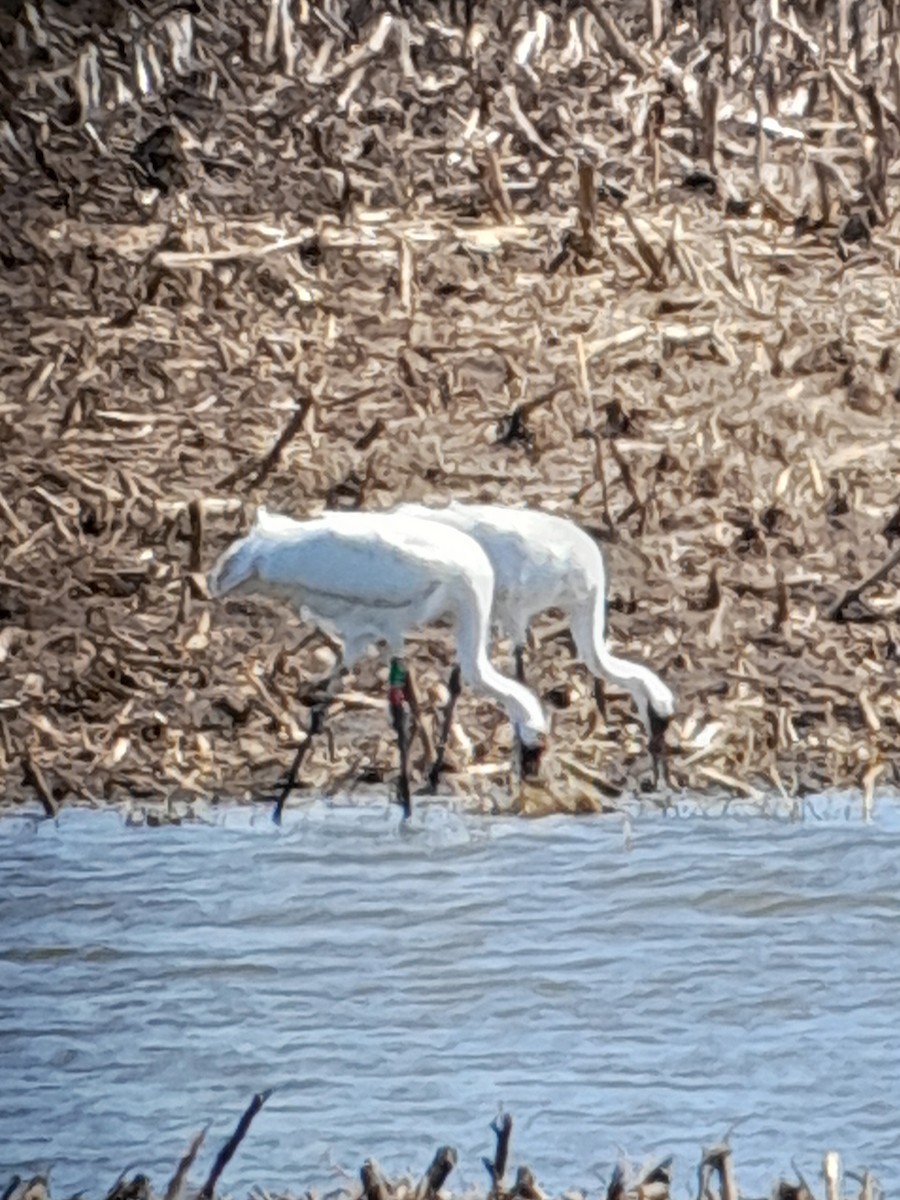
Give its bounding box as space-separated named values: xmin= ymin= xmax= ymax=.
xmin=2 ymin=798 xmax=899 ymax=1197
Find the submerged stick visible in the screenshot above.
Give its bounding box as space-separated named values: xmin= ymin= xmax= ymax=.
xmin=163 ymin=1127 xmax=209 ymax=1200
xmin=823 ymin=1151 xmax=841 ymax=1200
xmin=511 ymin=1166 xmax=542 ymax=1200
xmin=700 ymin=1146 xmax=733 ymax=1200
xmin=360 ymin=1159 xmax=390 ymax=1200
xmin=198 ymin=1090 xmax=272 ymax=1200
xmin=484 ymin=1113 xmax=513 ymax=1194
xmin=415 ymin=1146 xmax=458 ymax=1200
xmin=104 ymin=1171 xmax=149 ymax=1200
xmin=605 ymin=1164 xmax=626 ymax=1200
xmin=641 ymin=1156 xmax=672 ymax=1188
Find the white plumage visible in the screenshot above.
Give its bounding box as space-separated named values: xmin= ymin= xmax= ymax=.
xmin=395 ymin=501 xmax=675 ymax=770
xmin=207 ymin=506 xmax=548 ymax=757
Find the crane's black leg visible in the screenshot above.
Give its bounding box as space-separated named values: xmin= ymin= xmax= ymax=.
xmin=273 ymin=665 xmax=345 ymax=825
xmin=514 ymin=644 xmax=526 ymax=684
xmin=647 ymin=744 xmax=669 ymax=791
xmin=509 ymin=644 xmax=543 ymax=780
xmin=647 ymin=709 xmax=671 ymax=790
xmin=426 ymin=664 xmax=462 ymax=792
xmin=518 ymin=737 xmax=544 ymax=780
xmin=388 ymin=657 xmax=412 ymax=818
xmin=593 ymin=677 xmax=607 ymax=719
xmin=511 ymin=643 xmax=528 ymax=766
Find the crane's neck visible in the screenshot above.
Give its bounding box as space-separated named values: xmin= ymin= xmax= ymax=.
xmin=591 ymin=643 xmax=674 ymax=731
xmin=570 ymin=588 xmax=674 ymax=728
xmin=463 ymin=647 xmax=547 ymax=745
xmin=593 ymin=647 xmax=658 ymax=697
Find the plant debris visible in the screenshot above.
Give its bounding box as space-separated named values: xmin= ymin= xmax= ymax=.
xmin=2 ymin=0 xmax=900 ymax=817
xmin=0 ymin=1102 xmax=883 ymax=1200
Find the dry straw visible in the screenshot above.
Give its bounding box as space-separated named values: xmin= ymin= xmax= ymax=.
xmin=0 ymin=0 xmax=899 ymax=816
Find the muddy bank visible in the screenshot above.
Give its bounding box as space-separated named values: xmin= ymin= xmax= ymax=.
xmin=1 ymin=1 xmax=899 ymax=815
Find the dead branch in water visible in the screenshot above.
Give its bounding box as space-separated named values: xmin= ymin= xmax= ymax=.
xmin=163 ymin=1127 xmax=208 ymax=1200
xmin=484 ymin=1113 xmax=513 ymax=1196
xmin=198 ymin=1090 xmax=272 ymax=1200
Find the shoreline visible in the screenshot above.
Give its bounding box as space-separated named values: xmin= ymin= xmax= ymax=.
xmin=1 ymin=785 xmax=897 ymax=828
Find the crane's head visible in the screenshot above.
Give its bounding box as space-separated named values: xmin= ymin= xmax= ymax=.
xmin=514 ymin=717 xmax=547 ymax=780
xmin=206 ymin=529 xmax=259 ymax=599
xmin=207 ymin=506 xmax=287 ymax=598
xmin=517 ymin=732 xmax=545 ymax=780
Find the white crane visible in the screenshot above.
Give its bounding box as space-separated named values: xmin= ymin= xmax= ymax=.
xmin=395 ymin=501 xmax=675 ymax=788
xmin=206 ymin=506 xmax=548 ymax=820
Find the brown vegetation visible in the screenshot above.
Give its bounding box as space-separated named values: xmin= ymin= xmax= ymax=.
xmin=1 ymin=0 xmax=900 ymax=816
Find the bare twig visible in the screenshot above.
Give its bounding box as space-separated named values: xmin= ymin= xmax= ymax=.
xmin=198 ymin=1090 xmax=272 ymax=1200
xmin=415 ymin=1146 xmax=458 ymax=1200
xmin=163 ymin=1127 xmax=208 ymax=1200
xmin=700 ymin=1145 xmax=734 ymax=1200
xmin=360 ymin=1160 xmax=391 ymax=1200
xmin=484 ymin=1113 xmax=512 ymax=1195
xmin=217 ymin=394 xmax=313 ymax=490
xmin=830 ymin=545 xmax=900 ymax=621
xmin=585 ymin=0 xmax=645 ymax=75
xmin=154 ymin=232 xmax=316 ymax=268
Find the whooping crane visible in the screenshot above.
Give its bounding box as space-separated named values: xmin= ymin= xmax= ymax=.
xmin=206 ymin=507 xmax=548 ymax=819
xmin=395 ymin=501 xmax=675 ymax=787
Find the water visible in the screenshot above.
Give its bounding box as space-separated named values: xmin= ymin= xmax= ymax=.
xmin=2 ymin=797 xmax=899 ymax=1198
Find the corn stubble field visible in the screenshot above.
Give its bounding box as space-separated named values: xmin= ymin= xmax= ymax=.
xmin=1 ymin=0 xmax=900 ymax=818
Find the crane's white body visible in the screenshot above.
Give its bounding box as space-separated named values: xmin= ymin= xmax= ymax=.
xmin=207 ymin=507 xmax=547 ymax=746
xmin=395 ymin=502 xmax=675 ymax=732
